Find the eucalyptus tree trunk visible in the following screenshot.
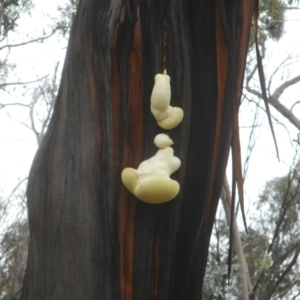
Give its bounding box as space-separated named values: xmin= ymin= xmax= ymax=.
xmin=21 ymin=0 xmax=255 ymax=299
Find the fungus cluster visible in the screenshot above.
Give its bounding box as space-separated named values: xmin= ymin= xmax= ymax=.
xmin=121 ymin=70 xmax=183 ymax=204
xmin=121 ymin=134 xmax=181 ymax=204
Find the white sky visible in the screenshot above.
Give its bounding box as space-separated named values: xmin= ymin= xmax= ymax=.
xmin=0 ymin=4 xmax=300 ymax=224
xmin=0 ymin=1 xmax=68 ymax=222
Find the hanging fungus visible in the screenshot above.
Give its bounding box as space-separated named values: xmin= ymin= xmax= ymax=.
xmin=121 ymin=134 xmax=181 ymax=204
xmin=150 ymin=70 xmax=184 ymax=129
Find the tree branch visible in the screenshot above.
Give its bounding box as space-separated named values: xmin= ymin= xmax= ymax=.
xmin=269 ymin=99 xmax=300 ymax=131
xmin=272 ymin=75 xmax=300 ymax=101
xmin=8 ymin=177 xmax=28 ymax=199
xmin=269 ymin=243 xmax=300 ymax=273
xmin=246 ymin=74 xmax=300 ymax=131
xmin=267 ymin=51 xmax=297 ymax=94
xmin=283 ymin=7 xmax=300 ymax=10
xmin=269 ymin=245 xmax=300 ymax=299
xmin=245 ymin=86 xmax=263 ymax=101
xmin=0 ymin=75 xmax=49 ymax=88
xmin=267 ymin=171 xmax=294 ymax=253
xmin=290 ymin=100 xmax=300 ymax=111
xmin=0 ymin=103 xmax=30 ymax=109
xmin=0 ymin=28 xmax=57 ymax=51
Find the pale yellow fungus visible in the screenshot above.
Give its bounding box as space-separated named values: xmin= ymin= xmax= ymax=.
xmin=150 ymin=70 xmax=184 ymax=129
xmin=154 ymin=133 xmax=173 ymax=148
xmin=121 ymin=134 xmax=181 ymax=204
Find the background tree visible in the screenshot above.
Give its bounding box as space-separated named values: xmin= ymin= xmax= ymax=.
xmin=203 ymin=150 xmax=300 ymax=299
xmin=0 ymin=0 xmax=62 ymax=90
xmin=0 ymin=219 xmax=28 ymax=300
xmin=0 ymin=2 xmax=76 ymax=298
xmin=0 ymin=63 xmax=59 ymax=300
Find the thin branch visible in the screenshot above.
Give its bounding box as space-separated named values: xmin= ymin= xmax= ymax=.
xmin=267 ymin=174 xmax=294 ymax=253
xmin=245 ymin=86 xmax=263 ymax=100
xmin=0 ymin=74 xmax=49 ymax=88
xmin=267 ymin=51 xmax=298 ymax=94
xmin=269 ymin=99 xmax=300 ymax=130
xmin=246 ymin=64 xmax=258 ymax=85
xmin=0 ymin=103 xmax=30 ymax=109
xmin=291 ymin=291 xmax=300 ymax=300
xmin=269 ymin=243 xmax=300 ymax=273
xmin=269 ymin=246 xmax=300 ymax=299
xmin=267 ymin=150 xmax=300 ymax=254
xmin=28 ymin=95 xmax=42 ymax=146
xmin=290 ymin=100 xmax=300 ymax=111
xmin=283 ymin=6 xmax=300 ymax=10
xmin=8 ymin=177 xmax=28 ymax=199
xmin=272 ymin=74 xmax=300 ymax=101
xmin=0 ymin=28 xmax=58 ymax=51
xmin=244 ymin=96 xmax=292 ymax=139
xmin=242 ymin=103 xmax=259 ymax=182
xmin=246 ymin=79 xmax=300 ymax=131
xmin=246 ymin=45 xmax=300 ymax=130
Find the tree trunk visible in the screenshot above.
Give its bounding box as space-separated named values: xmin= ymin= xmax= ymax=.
xmin=21 ymin=0 xmax=254 ymax=299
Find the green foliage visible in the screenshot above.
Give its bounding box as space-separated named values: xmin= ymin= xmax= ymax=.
xmin=203 ymin=261 xmax=240 ymax=300
xmin=259 ymin=252 xmax=272 ymax=271
xmin=0 ymin=0 xmax=34 ymax=38
xmin=203 ymin=161 xmax=300 ymax=299
xmin=259 ymin=0 xmax=285 ymax=41
xmin=57 ymin=0 xmax=79 ymax=37
xmin=248 ymin=0 xmax=300 ymax=49
xmin=0 ymin=220 xmax=29 ymax=300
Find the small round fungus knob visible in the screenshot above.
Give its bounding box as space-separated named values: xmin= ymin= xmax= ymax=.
xmin=154 ymin=134 xmax=173 ymax=148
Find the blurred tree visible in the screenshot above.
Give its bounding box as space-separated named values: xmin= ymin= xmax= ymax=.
xmin=0 ymin=0 xmax=73 ymax=91
xmin=0 ymin=2 xmax=78 ymax=298
xmin=0 ymin=62 xmax=59 ymax=299
xmin=0 ymin=0 xmax=33 ymax=88
xmin=0 ymin=220 xmax=28 ymax=300
xmin=249 ymin=159 xmax=300 ymax=299
xmin=249 ymin=0 xmax=300 ymax=47
xmin=56 ymin=0 xmax=79 ymax=37
xmin=203 ymin=157 xmax=300 ymax=299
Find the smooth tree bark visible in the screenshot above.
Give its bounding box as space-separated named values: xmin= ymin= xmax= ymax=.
xmin=21 ymin=0 xmax=255 ymax=299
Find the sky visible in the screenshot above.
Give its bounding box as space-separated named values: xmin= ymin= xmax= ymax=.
xmin=0 ymin=1 xmax=68 ymax=223
xmin=0 ymin=4 xmax=300 ymax=226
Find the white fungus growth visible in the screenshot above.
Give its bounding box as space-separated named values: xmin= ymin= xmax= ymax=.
xmin=150 ymin=70 xmax=184 ymax=129
xmin=121 ymin=134 xmax=181 ymax=204
xmin=154 ymin=133 xmax=173 ymax=148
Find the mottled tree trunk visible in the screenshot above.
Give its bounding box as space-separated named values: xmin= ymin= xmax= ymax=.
xmin=21 ymin=0 xmax=254 ymax=299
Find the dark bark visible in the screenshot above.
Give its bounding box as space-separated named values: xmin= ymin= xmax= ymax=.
xmin=21 ymin=0 xmax=254 ymax=299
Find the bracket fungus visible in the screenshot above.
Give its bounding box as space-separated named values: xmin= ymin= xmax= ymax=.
xmin=150 ymin=70 xmax=184 ymax=129
xmin=121 ymin=134 xmax=181 ymax=204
